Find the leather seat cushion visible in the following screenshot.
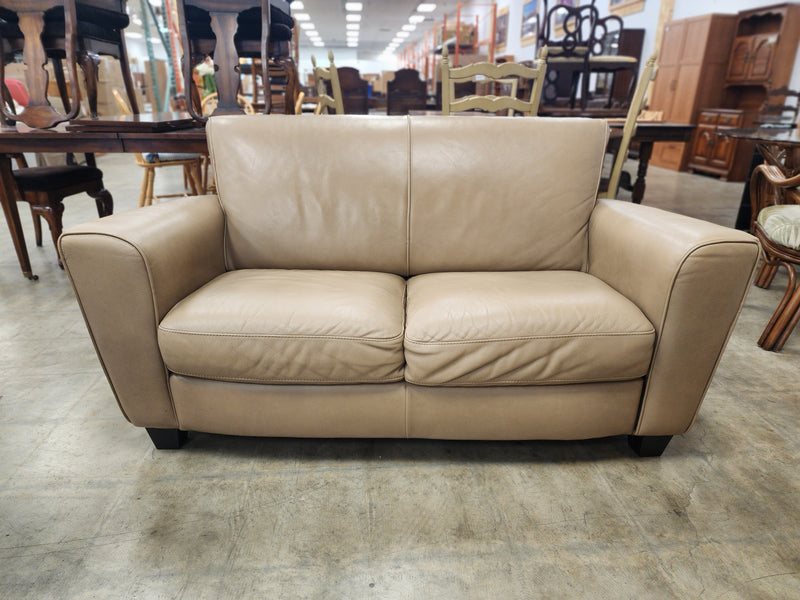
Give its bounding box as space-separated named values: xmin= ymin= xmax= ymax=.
xmin=405 ymin=271 xmax=655 ymax=386
xmin=14 ymin=165 xmax=103 ymax=192
xmin=158 ymin=269 xmax=406 ymax=384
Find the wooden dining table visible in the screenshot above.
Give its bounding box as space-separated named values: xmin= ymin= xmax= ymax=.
xmin=0 ymin=115 xmax=693 ymax=280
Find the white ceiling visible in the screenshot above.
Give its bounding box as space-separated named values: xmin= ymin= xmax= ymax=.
xmin=295 ymin=1 xmax=468 ymax=59
xmin=125 ymin=1 xmax=491 ymax=62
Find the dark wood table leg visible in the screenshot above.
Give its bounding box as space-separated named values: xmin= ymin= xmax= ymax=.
xmin=0 ymin=154 xmax=36 ymax=280
xmin=632 ymin=140 xmax=653 ymax=204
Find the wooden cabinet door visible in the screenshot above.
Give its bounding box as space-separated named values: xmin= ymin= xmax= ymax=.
xmin=726 ymin=37 xmax=751 ymax=82
xmin=747 ymin=34 xmax=778 ymax=82
xmin=690 ymin=126 xmax=716 ymax=166
xmin=709 ymin=133 xmax=736 ymax=171
xmin=660 ymin=21 xmax=686 ymax=66
xmin=649 ymin=64 xmax=679 ymax=119
xmin=671 ymin=65 xmax=701 ymax=123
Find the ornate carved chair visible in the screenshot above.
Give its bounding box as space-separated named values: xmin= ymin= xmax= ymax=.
xmin=386 ymin=68 xmax=427 ymax=116
xmin=440 ymin=46 xmax=547 ymax=116
xmin=311 ymin=51 xmax=343 ymax=115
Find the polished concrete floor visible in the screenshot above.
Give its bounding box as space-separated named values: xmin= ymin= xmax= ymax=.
xmin=1 ymin=154 xmax=798 ymax=599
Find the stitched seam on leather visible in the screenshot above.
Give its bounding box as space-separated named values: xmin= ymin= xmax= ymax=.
xmin=165 ymin=369 xmax=404 ymax=384
xmin=60 ymin=232 xmax=180 ymax=426
xmin=405 ymin=374 xmax=647 ymax=386
xmin=405 ymin=330 xmax=655 ymax=344
xmin=158 ymin=329 xmax=405 ymax=342
xmin=405 ymin=115 xmax=412 ymax=277
xmin=636 ymin=239 xmax=759 ymax=435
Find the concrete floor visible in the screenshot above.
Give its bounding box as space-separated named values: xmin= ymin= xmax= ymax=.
xmin=1 ymin=154 xmax=798 ymax=599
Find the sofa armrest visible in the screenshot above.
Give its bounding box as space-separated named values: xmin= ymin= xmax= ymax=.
xmin=59 ymin=195 xmax=226 ymax=428
xmin=588 ymin=199 xmax=760 ymax=436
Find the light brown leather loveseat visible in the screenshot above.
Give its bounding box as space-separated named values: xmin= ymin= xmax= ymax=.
xmin=59 ymin=115 xmax=760 ymax=456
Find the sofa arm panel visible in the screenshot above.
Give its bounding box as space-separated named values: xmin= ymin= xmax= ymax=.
xmin=588 ymin=200 xmax=760 ymax=436
xmin=59 ymin=195 xmax=226 ymax=428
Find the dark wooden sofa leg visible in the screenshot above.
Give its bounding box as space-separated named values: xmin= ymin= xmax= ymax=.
xmin=146 ymin=428 xmax=188 ymax=450
xmin=628 ymin=435 xmax=673 ymax=457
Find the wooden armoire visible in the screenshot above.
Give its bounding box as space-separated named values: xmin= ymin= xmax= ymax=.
xmin=649 ymin=14 xmax=738 ymax=172
xmin=687 ymin=3 xmax=800 ymax=181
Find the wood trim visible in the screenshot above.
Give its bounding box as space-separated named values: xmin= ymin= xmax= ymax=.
xmin=609 ymin=0 xmax=646 ymax=18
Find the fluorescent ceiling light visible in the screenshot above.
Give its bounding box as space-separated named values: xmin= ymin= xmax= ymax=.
xmin=409 ymin=15 xmax=425 ymax=24
xmin=346 ymin=23 xmax=360 ymax=30
xmin=313 ymin=41 xmax=324 ymax=46
xmin=402 ymin=24 xmax=416 ymax=31
xmin=289 ymin=1 xmax=304 ymax=9
xmin=397 ymin=31 xmax=410 ymax=38
xmin=294 ymin=13 xmax=310 ymax=21
xmin=392 ymin=37 xmax=403 ymax=43
xmin=300 ymin=22 xmax=315 ymax=29
xmin=347 ymin=41 xmax=358 ymax=47
xmin=125 ymin=31 xmax=143 ymax=38
xmin=149 ymin=37 xmax=161 ymax=44
xmin=344 ymin=2 xmax=363 ymax=10
xmin=346 ymin=32 xmax=359 ymax=38
xmin=345 ymin=14 xmax=361 ymax=22
xmin=417 ymin=3 xmax=436 ymax=12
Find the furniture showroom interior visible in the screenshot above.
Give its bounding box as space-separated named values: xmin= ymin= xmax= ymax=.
xmin=1 ymin=0 xmax=800 ymax=597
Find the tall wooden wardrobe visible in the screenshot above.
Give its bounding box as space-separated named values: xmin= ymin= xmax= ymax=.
xmin=649 ymin=14 xmax=738 ymax=172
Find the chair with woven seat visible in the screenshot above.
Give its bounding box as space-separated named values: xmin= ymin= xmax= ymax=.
xmin=440 ymin=46 xmax=547 ymax=116
xmin=598 ymin=53 xmax=658 ymax=200
xmin=749 ymin=164 xmax=800 ymax=351
xmin=311 ymin=51 xmax=344 ymax=115
xmin=113 ymin=89 xmax=203 ymax=207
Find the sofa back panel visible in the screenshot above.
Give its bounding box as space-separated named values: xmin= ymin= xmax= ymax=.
xmin=407 ymin=116 xmax=608 ymax=275
xmin=206 ymin=115 xmax=410 ymax=275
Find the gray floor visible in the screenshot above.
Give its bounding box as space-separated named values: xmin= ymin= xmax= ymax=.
xmin=1 ymin=154 xmax=798 ymax=599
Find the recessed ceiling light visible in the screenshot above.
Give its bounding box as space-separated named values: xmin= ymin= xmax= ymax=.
xmin=125 ymin=31 xmax=143 ymax=38
xmin=346 ymin=31 xmax=359 ymax=38
xmin=409 ymin=15 xmax=425 ymax=24
xmin=300 ymin=22 xmax=315 ymax=29
xmin=392 ymin=37 xmax=403 ymax=43
xmin=402 ymin=24 xmax=416 ymax=31
xmin=344 ymin=2 xmax=363 ymax=10
xmin=417 ymin=3 xmax=436 ymax=12
xmin=397 ymin=31 xmax=410 ymax=38
xmin=313 ymin=41 xmax=324 ymax=46
xmin=345 ymin=14 xmax=361 ymax=22
xmin=289 ymin=1 xmax=304 ymax=9
xmin=294 ymin=13 xmax=310 ymax=21
xmin=346 ymin=23 xmax=360 ymax=30
xmin=347 ymin=41 xmax=358 ymax=47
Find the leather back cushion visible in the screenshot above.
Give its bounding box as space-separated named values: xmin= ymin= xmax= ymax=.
xmin=408 ymin=116 xmax=607 ymax=274
xmin=207 ymin=115 xmax=410 ymax=274
xmin=206 ymin=115 xmax=607 ymax=275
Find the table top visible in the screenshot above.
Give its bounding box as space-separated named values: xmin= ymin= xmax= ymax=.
xmin=716 ymin=126 xmax=800 ymax=146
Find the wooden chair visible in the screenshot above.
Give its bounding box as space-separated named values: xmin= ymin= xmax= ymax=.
xmin=598 ymin=53 xmax=658 ymax=200
xmin=311 ymin=51 xmax=344 ymax=115
xmin=440 ymin=46 xmax=547 ymax=116
xmin=113 ymin=89 xmax=202 ymax=207
xmin=336 ymin=66 xmax=368 ymax=115
xmin=0 ymin=1 xmax=138 ymax=127
xmin=749 ymin=164 xmax=800 ymax=351
xmin=387 ymin=68 xmax=427 ymax=116
xmin=0 ymin=81 xmax=112 ymax=269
